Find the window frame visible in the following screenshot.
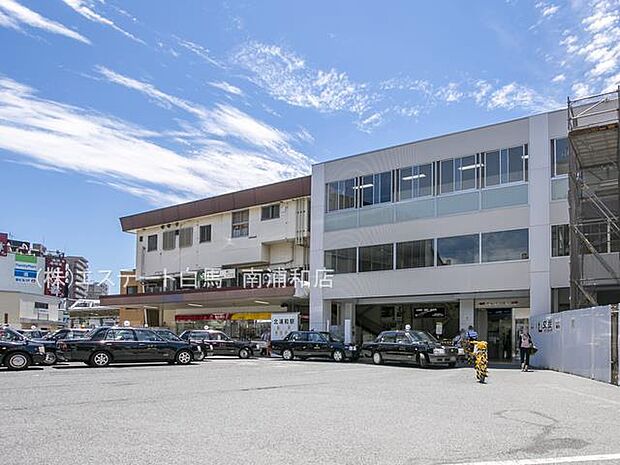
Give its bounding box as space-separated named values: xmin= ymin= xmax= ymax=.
xmin=162 ymin=230 xmax=176 ymax=251
xmin=147 ymin=234 xmax=158 ymax=252
xmin=179 ymin=227 xmax=193 ymax=248
xmin=551 ymin=224 xmax=570 ymax=257
xmin=481 ymin=228 xmax=529 ymax=263
xmin=324 ymin=247 xmax=357 ymax=274
xmin=231 ymin=210 xmax=249 ymax=238
xmin=551 ymin=138 xmax=569 ymax=178
xmin=199 ymin=225 xmax=212 ymax=243
xmin=261 ymin=204 xmax=281 ymax=221
xmin=483 ymin=144 xmax=528 ymax=188
xmin=358 ymin=243 xmax=394 ymax=272
xmin=436 ymin=233 xmax=480 ymax=266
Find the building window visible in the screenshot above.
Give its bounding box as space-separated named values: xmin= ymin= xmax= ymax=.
xmin=359 ymin=244 xmax=394 ymax=272
xmin=359 ymin=171 xmax=392 ymax=207
xmin=582 ymin=221 xmax=609 ymax=253
xmin=482 ymin=229 xmax=529 ymax=262
xmin=324 ymin=248 xmax=357 ymax=274
xmin=399 ymin=163 xmax=433 ymax=200
xmin=232 ymin=210 xmax=249 ymax=238
xmin=396 ymin=239 xmax=434 ymax=269
xmin=162 ymin=230 xmax=176 ymax=250
xmin=440 ymin=159 xmax=454 ymax=194
xmin=261 ymin=204 xmax=280 ymax=220
xmin=437 ymin=234 xmax=479 ymax=265
xmin=484 ymin=145 xmax=527 ymax=187
xmin=34 ymin=302 xmax=49 ymax=309
xmin=326 ymin=178 xmax=356 ymax=212
xmin=179 ymin=227 xmax=193 ymax=248
xmin=552 ymin=224 xmax=570 ymax=257
xmin=454 ymin=154 xmax=478 ymax=191
xmin=126 ymin=285 xmax=138 ymax=295
xmin=551 ymin=138 xmax=569 ymax=177
xmin=147 ymin=234 xmax=158 ymax=252
xmin=199 ymin=225 xmax=212 ymax=243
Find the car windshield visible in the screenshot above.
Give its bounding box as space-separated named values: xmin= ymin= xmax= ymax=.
xmin=408 ymin=330 xmax=438 ymax=343
xmin=324 ymin=333 xmax=343 ymax=343
xmin=0 ymin=328 xmax=24 ymax=342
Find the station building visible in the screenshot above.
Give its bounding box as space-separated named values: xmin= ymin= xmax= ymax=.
xmin=100 ymin=177 xmax=311 ymax=340
xmin=309 ymin=109 xmax=579 ymax=360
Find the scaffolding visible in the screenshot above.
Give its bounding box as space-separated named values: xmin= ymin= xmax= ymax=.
xmin=568 ymin=87 xmax=620 ymax=308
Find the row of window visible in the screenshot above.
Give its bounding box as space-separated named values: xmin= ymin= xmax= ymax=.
xmin=326 ymin=145 xmax=529 ymax=212
xmin=145 ymin=204 xmax=281 ymax=252
xmin=324 ymin=228 xmax=529 ymax=273
xmin=326 ymin=138 xmax=570 ymax=213
xmin=551 ymin=222 xmax=620 ymax=257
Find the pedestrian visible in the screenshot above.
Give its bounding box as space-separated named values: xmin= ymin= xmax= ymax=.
xmin=466 ymin=325 xmax=478 ymax=341
xmin=519 ymin=328 xmax=533 ymax=372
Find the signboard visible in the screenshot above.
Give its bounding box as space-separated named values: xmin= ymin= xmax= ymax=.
xmin=174 ymin=313 xmax=231 ymax=322
xmin=537 ymin=318 xmax=554 ymax=333
xmin=44 ymin=256 xmax=68 ymax=297
xmin=14 ymin=253 xmax=38 ymax=284
xmin=270 ymin=312 xmax=299 ymax=341
xmin=413 ymin=308 xmax=446 ymax=318
xmin=220 ymin=269 xmax=236 ymax=279
xmin=0 ymin=233 xmax=7 ymax=257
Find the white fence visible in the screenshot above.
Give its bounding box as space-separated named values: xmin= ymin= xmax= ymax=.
xmin=530 ymin=305 xmax=619 ymax=384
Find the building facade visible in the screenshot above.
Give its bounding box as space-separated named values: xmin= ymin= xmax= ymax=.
xmin=101 ymin=177 xmax=311 ymax=339
xmin=0 ymin=235 xmax=64 ymax=329
xmin=309 ymin=109 xmax=580 ymax=360
xmin=65 ymin=256 xmax=89 ymax=301
xmin=86 ymin=282 xmax=109 ymax=300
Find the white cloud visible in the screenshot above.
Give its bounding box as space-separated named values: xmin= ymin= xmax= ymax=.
xmin=484 ymin=82 xmax=561 ymax=112
xmin=208 ymin=81 xmax=243 ymax=96
xmin=61 ymin=0 xmax=144 ymax=44
xmin=233 ymin=41 xmax=373 ymax=116
xmin=0 ymin=76 xmax=311 ymax=206
xmin=571 ymin=82 xmax=592 ymax=98
xmin=434 ymin=82 xmax=463 ymax=103
xmin=176 ymin=38 xmax=224 ymax=68
xmin=0 ymin=0 xmax=90 ymax=44
xmin=551 ymin=73 xmax=566 ymax=82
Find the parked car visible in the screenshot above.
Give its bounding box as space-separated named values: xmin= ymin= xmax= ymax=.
xmin=361 ymin=330 xmax=459 ymax=367
xmin=57 ymin=327 xmax=196 ymax=367
xmin=151 ymin=328 xmax=210 ymax=361
xmin=41 ymin=328 xmax=91 ymax=341
xmin=179 ymin=330 xmax=254 ymax=359
xmin=271 ymin=331 xmax=359 ymax=362
xmin=0 ymin=327 xmax=46 ymax=370
xmin=1 ymin=326 xmax=57 ymax=365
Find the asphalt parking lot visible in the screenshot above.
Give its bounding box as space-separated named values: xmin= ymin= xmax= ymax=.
xmin=1 ymin=358 xmax=620 ymax=465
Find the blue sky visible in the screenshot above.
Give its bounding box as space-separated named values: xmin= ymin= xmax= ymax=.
xmin=0 ymin=0 xmax=618 ymax=291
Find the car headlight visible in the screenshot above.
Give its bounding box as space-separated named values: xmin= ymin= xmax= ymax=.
xmin=347 ymin=345 xmax=357 ymax=351
xmin=38 ymin=346 xmax=45 ymax=354
xmin=433 ymin=348 xmax=446 ymax=355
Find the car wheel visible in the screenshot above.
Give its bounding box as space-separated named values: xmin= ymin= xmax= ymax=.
xmin=418 ymin=353 xmax=429 ymax=368
xmin=6 ymin=352 xmax=31 ymax=371
xmin=175 ymin=350 xmax=192 ymax=365
xmin=90 ymin=351 xmax=111 ymax=367
xmin=43 ymin=351 xmax=57 ymax=365
xmin=194 ymin=351 xmax=205 ymax=362
xmin=332 ymin=349 xmax=345 ymax=362
xmin=238 ymin=348 xmax=251 ymax=359
xmin=372 ymin=351 xmax=383 ymax=365
xmin=282 ymin=349 xmax=294 ymax=360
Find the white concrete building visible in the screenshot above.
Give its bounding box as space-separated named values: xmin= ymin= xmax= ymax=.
xmin=101 ymin=177 xmax=311 ymax=338
xmin=309 ymin=109 xmax=578 ymax=360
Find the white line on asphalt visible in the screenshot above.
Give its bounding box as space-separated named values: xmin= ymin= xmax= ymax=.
xmin=441 ymin=453 xmax=620 ymax=465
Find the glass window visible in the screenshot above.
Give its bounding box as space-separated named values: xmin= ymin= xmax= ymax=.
xmin=324 ymin=248 xmax=357 ymax=274
xmin=375 ymin=171 xmax=392 ymax=204
xmin=399 ymin=167 xmax=413 ymax=200
xmin=485 ymin=151 xmax=500 ymax=187
xmin=508 ymin=146 xmax=524 ymax=183
xmin=308 ymin=333 xmax=327 ymax=343
xmin=327 ymin=182 xmax=339 ymax=212
xmin=288 ymin=332 xmax=307 ymax=342
xmin=147 ymin=234 xmax=158 ymax=252
xmin=440 ymin=159 xmax=454 ymax=194
xmin=395 ymin=332 xmax=410 ymax=344
xmin=552 ymin=138 xmax=569 ymax=177
xmin=162 ymin=231 xmax=176 ymax=251
xmin=396 ymin=240 xmax=434 ymax=269
xmin=418 ymin=163 xmax=433 ymax=197
xmin=455 ymin=155 xmax=477 ymax=191
xmin=179 ymin=227 xmax=193 ymax=248
xmin=552 ymin=224 xmax=569 ymax=257
xmin=437 ymin=234 xmax=479 ymax=265
xmin=500 ymin=149 xmax=509 ymax=183
xmin=232 ymin=210 xmax=249 ymax=238
xmin=360 ymin=175 xmax=374 ymax=206
xmin=105 ymin=329 xmax=136 ymax=341
xmin=136 ymin=330 xmax=162 ymax=342
xmin=379 ymin=332 xmax=396 ymax=343
xmin=359 ymin=244 xmax=394 ymax=272
xmin=261 ymin=204 xmax=280 ymax=220
xmin=340 ymin=179 xmax=356 ymax=209
xmin=482 ymin=229 xmax=529 ymax=262
xmin=199 ymin=225 xmax=212 ymax=243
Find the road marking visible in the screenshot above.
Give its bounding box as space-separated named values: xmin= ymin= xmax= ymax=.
xmin=441 ymin=453 xmax=620 ymax=465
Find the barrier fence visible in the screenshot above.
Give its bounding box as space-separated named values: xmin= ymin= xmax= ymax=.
xmin=530 ymin=305 xmax=619 ymax=385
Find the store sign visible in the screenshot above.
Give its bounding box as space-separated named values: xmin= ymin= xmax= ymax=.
xmin=537 ymin=318 xmax=554 ymax=333
xmin=174 ymin=313 xmax=231 ymax=322
xmin=14 ymin=253 xmax=38 ymax=284
xmin=0 ymin=233 xmax=7 ymax=257
xmin=220 ymin=269 xmax=236 ymax=279
xmin=271 ymin=312 xmax=299 ymax=341
xmin=413 ymin=308 xmax=445 ymax=318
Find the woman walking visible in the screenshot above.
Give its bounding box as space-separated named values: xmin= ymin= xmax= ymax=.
xmin=519 ymin=328 xmax=533 ymax=372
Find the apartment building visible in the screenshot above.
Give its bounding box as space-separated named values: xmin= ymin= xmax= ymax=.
xmin=101 ymin=177 xmax=311 ymax=339
xmin=309 ymin=109 xmax=584 ymax=360
xmin=65 ymin=256 xmax=89 ymax=301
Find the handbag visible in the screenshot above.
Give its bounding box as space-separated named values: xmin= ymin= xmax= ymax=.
xmin=530 ymin=345 xmax=538 ymax=355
